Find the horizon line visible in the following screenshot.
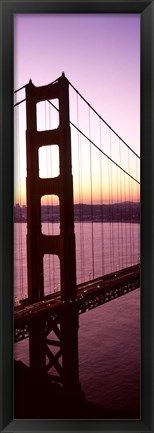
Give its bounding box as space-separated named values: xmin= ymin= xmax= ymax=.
xmin=14 ymin=200 xmax=140 ymax=207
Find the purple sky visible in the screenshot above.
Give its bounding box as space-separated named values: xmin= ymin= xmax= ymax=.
xmin=14 ymin=14 xmax=140 ymax=153
xmin=14 ymin=14 xmax=140 ymax=204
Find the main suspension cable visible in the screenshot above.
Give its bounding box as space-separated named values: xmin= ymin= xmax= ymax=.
xmin=47 ymin=99 xmax=140 ymax=185
xmin=68 ymin=80 xmax=140 ymax=160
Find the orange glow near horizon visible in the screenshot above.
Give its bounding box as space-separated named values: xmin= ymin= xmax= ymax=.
xmin=14 ymin=187 xmax=140 ymax=208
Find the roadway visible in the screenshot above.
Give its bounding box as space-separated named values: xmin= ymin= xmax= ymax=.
xmin=14 ymin=264 xmax=140 ymax=325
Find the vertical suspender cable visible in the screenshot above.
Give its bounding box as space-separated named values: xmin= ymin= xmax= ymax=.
xmin=128 ymin=147 xmax=132 ymax=266
xmin=124 ymin=170 xmax=128 ymax=268
xmin=108 ymin=131 xmax=112 ymax=273
xmin=88 ymin=105 xmax=94 ymax=280
xmin=110 ymin=129 xmax=114 ymax=272
xmin=80 ymin=133 xmax=85 ymax=282
xmin=119 ymin=139 xmax=124 ymax=269
xmin=99 ymin=119 xmax=105 ymax=276
xmin=116 ymin=158 xmax=120 ymax=271
xmin=77 ymin=93 xmax=85 ymax=283
xmin=131 ymin=176 xmax=135 ymax=264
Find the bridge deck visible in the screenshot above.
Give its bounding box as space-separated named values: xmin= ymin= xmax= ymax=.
xmin=14 ymin=264 xmax=140 ymax=326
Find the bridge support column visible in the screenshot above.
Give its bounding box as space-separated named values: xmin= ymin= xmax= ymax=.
xmin=61 ymin=303 xmax=81 ymax=397
xmin=25 ymin=73 xmax=82 ymax=399
xmin=29 ymin=317 xmax=46 ymax=376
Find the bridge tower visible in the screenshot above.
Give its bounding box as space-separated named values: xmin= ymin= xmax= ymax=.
xmin=25 ymin=73 xmax=80 ymax=397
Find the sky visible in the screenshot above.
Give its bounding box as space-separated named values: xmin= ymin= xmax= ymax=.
xmin=14 ymin=14 xmax=140 ymax=205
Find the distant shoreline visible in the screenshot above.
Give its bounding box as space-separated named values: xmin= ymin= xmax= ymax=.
xmin=14 ymin=202 xmax=140 ymax=223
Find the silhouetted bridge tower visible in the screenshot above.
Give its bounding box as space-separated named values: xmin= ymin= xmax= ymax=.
xmin=25 ymin=73 xmax=80 ymax=397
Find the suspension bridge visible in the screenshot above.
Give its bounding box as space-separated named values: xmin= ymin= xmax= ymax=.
xmin=14 ymin=73 xmax=140 ymax=400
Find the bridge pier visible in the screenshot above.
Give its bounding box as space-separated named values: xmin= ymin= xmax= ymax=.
xmin=61 ymin=303 xmax=81 ymax=397
xmin=27 ymin=304 xmax=81 ymax=399
xmin=29 ymin=317 xmax=46 ymax=376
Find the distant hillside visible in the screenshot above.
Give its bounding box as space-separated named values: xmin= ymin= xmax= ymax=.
xmin=14 ymin=202 xmax=140 ymax=223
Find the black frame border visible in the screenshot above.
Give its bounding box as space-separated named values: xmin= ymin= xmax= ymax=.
xmin=0 ymin=1 xmax=154 ymax=432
